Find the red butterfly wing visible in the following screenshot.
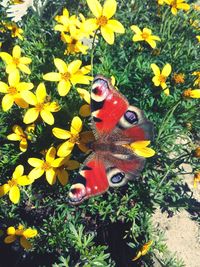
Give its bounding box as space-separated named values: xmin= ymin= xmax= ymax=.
xmin=68 ymin=154 xmax=109 ymax=205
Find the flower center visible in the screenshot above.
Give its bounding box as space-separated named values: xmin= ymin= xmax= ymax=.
xmin=173 ymin=73 xmax=185 ymax=84
xmin=13 ymin=57 xmax=20 ymax=65
xmin=71 ymin=39 xmax=77 ymax=45
xmin=61 ymin=72 xmax=71 ymax=81
xmin=8 ymin=179 xmax=17 ymax=187
xmin=8 ymin=86 xmax=18 ymax=95
xmin=141 ymin=32 xmax=149 ymax=40
xmin=97 ymin=16 xmax=108 ymax=26
xmin=183 ymin=89 xmax=191 ymax=98
xmin=35 ymin=103 xmax=44 ymax=112
xmin=70 ymin=134 xmax=79 ymax=144
xmin=42 ymin=162 xmax=51 ymax=171
xmin=158 ymin=75 xmax=166 ymax=83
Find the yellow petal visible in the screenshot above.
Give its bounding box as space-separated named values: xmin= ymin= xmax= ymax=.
xmin=12 ymin=45 xmax=21 ymax=58
xmin=57 ymin=80 xmax=71 ymax=96
xmin=0 ymin=184 xmax=10 ymax=197
xmin=46 ymin=169 xmax=56 ymax=185
xmin=71 ymin=116 xmax=82 ymax=134
xmin=45 ymin=147 xmax=56 ymax=163
xmin=171 ymin=7 xmax=177 ymax=15
xmin=134 ymin=147 xmax=156 ymax=158
xmin=57 ymin=169 xmax=69 ymax=186
xmin=151 ymin=63 xmax=160 ymax=76
xmin=51 ymin=158 xmax=65 ymax=167
xmin=23 ymin=108 xmax=39 ymax=124
xmin=13 ymin=124 xmax=23 ymax=135
xmin=8 ymin=70 xmax=20 ymax=87
xmin=15 ymin=97 xmax=29 ymax=109
xmin=141 ymin=240 xmax=153 ymax=255
xmin=132 ymin=251 xmax=142 ymax=261
xmin=190 ymin=89 xmax=200 ymax=98
xmin=163 ymin=88 xmax=170 ymax=96
xmin=152 ymin=76 xmax=160 ymax=86
xmin=177 ymin=3 xmax=190 ymax=11
xmin=130 ymin=25 xmax=142 ymax=34
xmin=54 ymin=58 xmax=68 ymax=73
xmin=20 ymin=57 xmax=32 ymax=64
xmin=17 ymin=82 xmax=34 ymax=91
xmin=28 ymin=158 xmax=43 ymax=167
xmin=52 ymin=127 xmax=71 ymax=140
xmin=36 ymin=83 xmax=46 ymax=103
xmin=68 ymin=60 xmax=82 ymax=74
xmin=40 ymin=109 xmax=54 ymax=125
xmin=7 ymin=226 xmax=16 ymax=235
xmin=79 ymin=104 xmax=91 ymax=117
xmin=132 ymin=35 xmax=144 ymax=42
xmin=70 ymin=74 xmax=91 ymax=85
xmin=103 ymin=0 xmax=117 ymax=19
xmin=43 ymin=72 xmax=61 ymax=81
xmin=9 ymin=185 xmax=20 ymax=204
xmin=77 ymin=88 xmax=91 ymax=104
xmin=23 ymin=229 xmax=37 ymax=238
xmin=130 ymin=140 xmax=151 ymax=149
xmin=17 ymin=175 xmax=34 ymax=185
xmin=87 ymin=0 xmax=102 ymax=18
xmin=162 ymin=63 xmax=172 ymax=77
xmin=18 ymin=64 xmax=31 ymax=74
xmin=2 ymin=94 xmax=14 ymax=111
xmin=13 ymin=164 xmax=24 ymax=179
xmin=7 ymin=133 xmax=21 ymax=141
xmin=0 ymin=81 xmax=8 ymax=93
xmin=83 ymin=18 xmax=98 ymax=32
xmin=101 ymin=25 xmax=114 ymax=45
xmin=57 ymin=141 xmax=74 ymax=157
xmin=4 ymin=235 xmax=17 ymax=244
xmin=21 ymin=90 xmax=37 ymax=105
xmin=28 ymin=167 xmax=44 ymax=180
xmin=19 ymin=138 xmax=28 ymax=152
xmin=146 ymin=39 xmax=156 ymax=49
xmin=0 ymin=52 xmax=12 ymax=64
xmin=107 ymin=19 xmax=125 ymax=33
xmin=20 ymin=236 xmax=32 ymax=249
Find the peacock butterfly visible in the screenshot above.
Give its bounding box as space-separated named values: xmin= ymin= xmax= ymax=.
xmin=69 ymin=75 xmax=153 ymax=204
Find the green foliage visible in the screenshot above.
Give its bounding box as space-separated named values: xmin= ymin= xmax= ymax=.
xmin=0 ymin=0 xmax=199 ymax=266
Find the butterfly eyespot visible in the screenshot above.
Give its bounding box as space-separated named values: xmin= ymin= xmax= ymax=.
xmin=69 ymin=183 xmax=86 ymax=204
xmin=91 ymin=79 xmax=109 ymax=102
xmin=118 ymin=106 xmax=142 ymax=129
xmin=106 ymin=167 xmax=126 ymax=187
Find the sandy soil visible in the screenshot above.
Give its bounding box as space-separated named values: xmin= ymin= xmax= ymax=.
xmin=152 ymin=163 xmax=200 ymax=267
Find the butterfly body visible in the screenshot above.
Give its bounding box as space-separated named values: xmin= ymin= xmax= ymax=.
xmin=69 ymin=75 xmax=153 ymax=204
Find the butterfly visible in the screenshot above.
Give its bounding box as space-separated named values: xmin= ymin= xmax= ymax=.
xmin=68 ymin=75 xmax=153 ymax=205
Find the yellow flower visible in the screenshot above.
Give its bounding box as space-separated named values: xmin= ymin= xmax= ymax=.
xmin=194 ymin=172 xmax=200 ymax=188
xmin=132 ymin=240 xmax=153 ymax=261
xmin=173 ymin=73 xmax=185 ymax=84
xmin=126 ymin=141 xmax=156 ymax=158
xmin=54 ymin=8 xmax=79 ymax=33
xmin=196 ymin=36 xmax=200 ymax=42
xmin=165 ymin=0 xmax=190 ymax=15
xmin=0 ymin=165 xmax=33 ymax=204
xmin=157 ymin=0 xmax=165 ymax=4
xmin=21 ymin=83 xmax=60 ymax=125
xmin=4 ymin=224 xmax=37 ymax=250
xmin=182 ymin=88 xmax=200 ymax=98
xmin=0 ymin=45 xmax=31 ymax=74
xmin=28 ymin=147 xmax=65 ymax=185
xmin=7 ymin=124 xmax=35 ymax=152
xmin=85 ymin=0 xmax=125 ymax=45
xmin=61 ymin=30 xmax=89 ymax=55
xmin=77 ymin=88 xmax=91 ymax=117
xmin=151 ymin=63 xmax=172 ymax=95
xmin=6 ymin=23 xmax=23 ymax=40
xmin=53 ymin=116 xmax=94 ymax=157
xmin=55 ymin=156 xmax=80 ymax=186
xmin=130 ymin=26 xmax=161 ymax=49
xmin=43 ymin=58 xmax=92 ymax=96
xmin=0 ymin=70 xmax=34 ymax=111
xmin=192 ymin=71 xmax=200 ymax=86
